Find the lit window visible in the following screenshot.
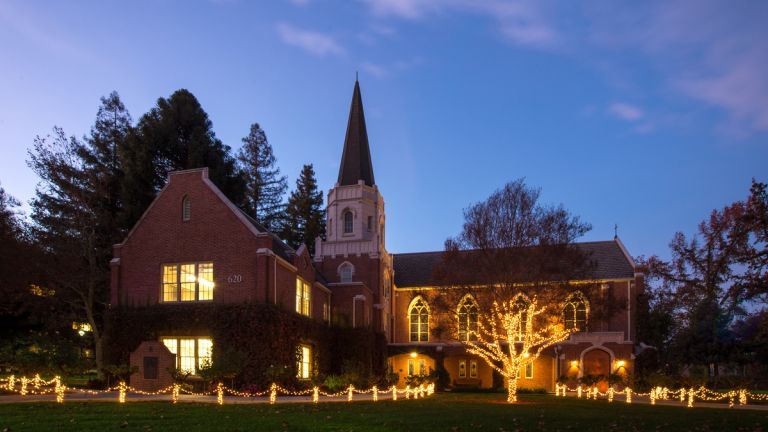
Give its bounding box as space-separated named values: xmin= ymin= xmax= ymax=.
xmin=409 ymin=297 xmax=429 ymax=342
xmin=525 ymin=362 xmax=533 ymax=379
xmin=161 ymin=263 xmax=215 ymax=302
xmin=161 ymin=337 xmax=212 ymax=375
xmin=295 ymin=277 xmax=311 ymax=316
xmin=459 ymin=360 xmax=467 ymax=378
xmin=564 ymin=292 xmax=589 ymax=332
xmin=470 ymin=360 xmax=478 ymax=378
xmin=511 ymin=293 xmax=531 ymax=342
xmin=407 ymin=359 xmax=415 ymax=376
xmin=339 ymin=262 xmax=354 ymax=283
xmin=419 ymin=359 xmax=426 ymax=376
xmin=457 ymin=295 xmax=478 ymax=342
xmin=182 ymin=196 xmax=191 ymax=221
xmin=343 ymin=211 xmax=353 ymax=234
xmin=297 ymin=344 xmax=312 ymax=379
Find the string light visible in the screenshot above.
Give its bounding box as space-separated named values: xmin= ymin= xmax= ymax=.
xmin=687 ymin=388 xmax=694 ymax=408
xmin=625 ymin=387 xmax=632 ymax=404
xmin=607 ymin=387 xmax=614 ymax=403
xmin=54 ymin=376 xmax=64 ymax=403
xmin=347 ymin=385 xmax=354 ymax=402
xmin=7 ymin=374 xmax=15 ymax=391
xmin=392 ymin=385 xmax=397 ymax=401
xmin=172 ymin=384 xmax=180 ymax=404
xmin=269 ymin=383 xmax=277 ymax=404
xmin=118 ymin=381 xmax=126 ymax=403
xmin=372 ymin=386 xmax=378 ymax=402
xmin=217 ymin=383 xmax=224 ymax=405
xmin=312 ymin=386 xmax=319 ymax=403
xmin=20 ymin=377 xmax=28 ymax=396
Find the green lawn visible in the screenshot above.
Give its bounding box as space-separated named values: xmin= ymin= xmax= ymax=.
xmin=0 ymin=393 xmax=766 ymax=432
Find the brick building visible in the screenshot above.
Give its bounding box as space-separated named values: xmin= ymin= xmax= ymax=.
xmin=111 ymin=79 xmax=643 ymax=391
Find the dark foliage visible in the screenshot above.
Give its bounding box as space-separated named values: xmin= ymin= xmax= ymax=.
xmin=104 ymin=303 xmax=386 ymax=389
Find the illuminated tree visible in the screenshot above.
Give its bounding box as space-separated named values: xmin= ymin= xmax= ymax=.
xmin=463 ymin=296 xmax=571 ymax=403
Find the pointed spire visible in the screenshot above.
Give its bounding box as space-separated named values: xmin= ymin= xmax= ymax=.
xmin=338 ymin=79 xmax=375 ymax=186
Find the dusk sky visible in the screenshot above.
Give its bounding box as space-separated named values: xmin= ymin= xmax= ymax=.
xmin=1 ymin=0 xmax=766 ymax=259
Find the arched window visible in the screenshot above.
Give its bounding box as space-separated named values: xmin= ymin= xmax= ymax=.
xmin=511 ymin=293 xmax=531 ymax=341
xmin=339 ymin=262 xmax=354 ymax=283
xmin=457 ymin=295 xmax=479 ymax=342
xmin=343 ymin=211 xmax=353 ymax=234
xmin=564 ymin=292 xmax=589 ymax=332
xmin=409 ymin=297 xmax=430 ymax=342
xmin=182 ymin=195 xmax=191 ymax=221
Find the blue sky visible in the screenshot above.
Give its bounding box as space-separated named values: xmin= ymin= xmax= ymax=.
xmin=1 ymin=0 xmax=766 ymax=259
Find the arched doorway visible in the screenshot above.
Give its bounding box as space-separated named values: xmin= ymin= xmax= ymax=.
xmin=581 ymin=348 xmax=611 ymax=391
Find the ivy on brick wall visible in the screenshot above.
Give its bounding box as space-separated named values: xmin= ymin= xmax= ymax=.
xmin=104 ymin=303 xmax=387 ymax=388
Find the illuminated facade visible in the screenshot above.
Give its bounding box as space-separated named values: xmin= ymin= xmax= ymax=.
xmin=111 ymin=79 xmax=643 ymax=392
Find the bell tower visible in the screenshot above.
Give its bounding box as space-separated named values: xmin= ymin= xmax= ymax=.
xmin=315 ymin=80 xmax=392 ymax=338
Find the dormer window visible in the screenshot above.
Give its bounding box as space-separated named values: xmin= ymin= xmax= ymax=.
xmin=343 ymin=211 xmax=353 ymax=234
xmin=182 ymin=195 xmax=191 ymax=221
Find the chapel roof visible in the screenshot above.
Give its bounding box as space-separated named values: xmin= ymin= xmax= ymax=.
xmin=392 ymin=240 xmax=636 ymax=288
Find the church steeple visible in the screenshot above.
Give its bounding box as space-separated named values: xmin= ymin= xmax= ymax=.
xmin=338 ymin=79 xmax=375 ymax=186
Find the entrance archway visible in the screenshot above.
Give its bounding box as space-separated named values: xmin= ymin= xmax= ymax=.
xmin=581 ymin=348 xmax=611 ymax=391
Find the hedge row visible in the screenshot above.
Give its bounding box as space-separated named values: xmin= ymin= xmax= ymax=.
xmin=104 ymin=303 xmax=387 ymax=388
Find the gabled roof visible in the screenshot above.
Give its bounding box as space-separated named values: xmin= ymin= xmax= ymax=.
xmin=337 ymin=80 xmax=375 ymax=186
xmin=392 ymin=240 xmax=636 ymax=288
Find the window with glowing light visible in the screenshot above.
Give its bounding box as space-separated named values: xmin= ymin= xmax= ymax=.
xmin=296 ymin=277 xmax=311 ymax=316
xmin=525 ymin=362 xmax=533 ymax=379
xmin=161 ymin=337 xmax=212 ymax=375
xmin=457 ymin=295 xmax=478 ymax=341
xmin=458 ymin=360 xmax=467 ymax=378
xmin=343 ymin=210 xmax=353 ymax=234
xmin=511 ymin=293 xmax=531 ymax=342
xmin=161 ymin=263 xmax=214 ymax=302
xmin=563 ymin=292 xmax=589 ymax=331
xmin=408 ymin=297 xmax=430 ymax=342
xmin=470 ymin=360 xmax=478 ymax=378
xmin=297 ymin=344 xmax=312 ymax=379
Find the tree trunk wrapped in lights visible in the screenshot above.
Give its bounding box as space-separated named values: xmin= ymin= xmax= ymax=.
xmin=463 ymin=298 xmax=571 ymax=403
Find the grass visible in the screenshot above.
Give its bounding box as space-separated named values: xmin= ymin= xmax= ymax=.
xmin=0 ymin=393 xmax=766 ymax=432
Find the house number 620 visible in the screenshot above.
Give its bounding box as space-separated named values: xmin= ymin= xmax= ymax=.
xmin=227 ymin=274 xmax=243 ymax=283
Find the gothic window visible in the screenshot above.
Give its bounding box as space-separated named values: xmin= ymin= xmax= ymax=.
xmin=182 ymin=195 xmax=191 ymax=221
xmin=409 ymin=297 xmax=430 ymax=342
xmin=564 ymin=292 xmax=589 ymax=332
xmin=457 ymin=295 xmax=478 ymax=342
xmin=339 ymin=262 xmax=354 ymax=283
xmin=343 ymin=210 xmax=353 ymax=234
xmin=511 ymin=293 xmax=531 ymax=341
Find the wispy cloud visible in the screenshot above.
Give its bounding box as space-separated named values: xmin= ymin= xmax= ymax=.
xmin=363 ymin=0 xmax=559 ymax=49
xmin=360 ymin=62 xmax=389 ymax=78
xmin=276 ymin=23 xmax=344 ymax=57
xmin=608 ymin=102 xmax=644 ymax=121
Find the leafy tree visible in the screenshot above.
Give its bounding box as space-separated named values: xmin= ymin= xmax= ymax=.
xmin=0 ymin=185 xmax=29 ymax=317
xmin=120 ymin=89 xmax=244 ymax=228
xmin=26 ymin=93 xmax=132 ymax=377
xmin=640 ymin=180 xmax=768 ymax=377
xmin=428 ymin=179 xmax=609 ymax=402
xmin=281 ymin=164 xmax=325 ymax=254
xmin=237 ymin=123 xmax=287 ymax=231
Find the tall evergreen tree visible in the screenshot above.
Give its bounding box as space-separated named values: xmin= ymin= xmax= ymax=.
xmin=237 ymin=123 xmax=288 ymax=231
xmin=281 ymin=164 xmax=325 ymax=254
xmin=26 ymin=92 xmax=132 ymax=376
xmin=120 ymin=89 xmax=244 ymax=228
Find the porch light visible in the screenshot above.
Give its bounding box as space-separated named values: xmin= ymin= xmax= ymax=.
xmin=570 ymin=360 xmax=578 ymax=368
xmin=410 ymin=352 xmax=418 ymax=358
xmin=615 ymin=360 xmax=626 ymax=368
